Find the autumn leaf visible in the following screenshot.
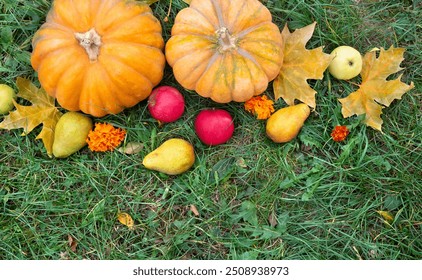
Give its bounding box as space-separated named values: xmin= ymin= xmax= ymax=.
xmin=376 ymin=210 xmax=395 ymax=224
xmin=268 ymin=210 xmax=278 ymax=227
xmin=117 ymin=212 xmax=134 ymax=229
xmin=273 ymin=22 xmax=332 ymax=108
xmin=339 ymin=46 xmax=415 ymax=131
xmin=117 ymin=142 xmax=144 ymax=155
xmin=0 ymin=78 xmax=62 ymax=157
xmin=182 ymin=0 xmax=192 ymax=4
xmin=67 ymin=234 xmax=78 ymax=252
xmin=190 ymin=204 xmax=200 ymax=217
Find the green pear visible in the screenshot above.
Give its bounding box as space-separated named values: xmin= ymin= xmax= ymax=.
xmin=53 ymin=112 xmax=93 ymax=158
xmin=142 ymin=138 xmax=195 ymax=175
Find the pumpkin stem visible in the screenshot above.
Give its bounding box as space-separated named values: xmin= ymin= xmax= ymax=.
xmin=75 ymin=28 xmax=102 ymax=62
xmin=216 ymin=27 xmax=237 ymax=53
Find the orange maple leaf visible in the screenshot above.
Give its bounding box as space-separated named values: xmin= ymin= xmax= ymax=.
xmin=273 ymin=22 xmax=332 ymax=108
xmin=0 ymin=77 xmax=62 ymax=157
xmin=339 ymin=46 xmax=415 ymax=131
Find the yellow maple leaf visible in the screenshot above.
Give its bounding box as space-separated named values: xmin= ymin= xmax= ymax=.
xmin=117 ymin=212 xmax=134 ymax=229
xmin=339 ymin=46 xmax=415 ymax=131
xmin=0 ymin=77 xmax=62 ymax=157
xmin=273 ymin=22 xmax=332 ymax=108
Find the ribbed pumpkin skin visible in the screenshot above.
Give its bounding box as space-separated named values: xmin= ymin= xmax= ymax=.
xmin=165 ymin=0 xmax=283 ymax=103
xmin=31 ymin=0 xmax=165 ymax=117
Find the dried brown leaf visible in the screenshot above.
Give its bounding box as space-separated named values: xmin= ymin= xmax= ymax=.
xmin=268 ymin=211 xmax=278 ymax=227
xmin=117 ymin=142 xmax=144 ymax=155
xmin=67 ymin=234 xmax=78 ymax=252
xmin=190 ymin=204 xmax=200 ymax=217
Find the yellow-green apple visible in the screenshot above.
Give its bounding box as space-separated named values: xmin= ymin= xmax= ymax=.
xmin=0 ymin=84 xmax=16 ymax=114
xmin=328 ymin=46 xmax=362 ymax=80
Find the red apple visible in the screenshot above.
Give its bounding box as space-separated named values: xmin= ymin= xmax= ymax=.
xmin=194 ymin=109 xmax=234 ymax=145
xmin=148 ymin=86 xmax=185 ymax=123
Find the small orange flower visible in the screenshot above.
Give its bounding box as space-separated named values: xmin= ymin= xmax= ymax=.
xmin=86 ymin=123 xmax=126 ymax=152
xmin=244 ymin=95 xmax=275 ymax=120
xmin=331 ymin=125 xmax=350 ymax=142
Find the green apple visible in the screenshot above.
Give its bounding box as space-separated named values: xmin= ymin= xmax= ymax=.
xmin=0 ymin=84 xmax=16 ymax=114
xmin=328 ymin=46 xmax=362 ymax=80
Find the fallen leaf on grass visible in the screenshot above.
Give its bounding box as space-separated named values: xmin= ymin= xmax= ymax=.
xmin=67 ymin=234 xmax=78 ymax=252
xmin=59 ymin=251 xmax=69 ymax=260
xmin=236 ymin=157 xmax=248 ymax=168
xmin=117 ymin=212 xmax=134 ymax=229
xmin=0 ymin=78 xmax=62 ymax=157
xmin=339 ymin=46 xmax=414 ymax=131
xmin=273 ymin=22 xmax=332 ymax=109
xmin=268 ymin=210 xmax=278 ymax=227
xmin=117 ymin=142 xmax=143 ymax=155
xmin=376 ymin=210 xmax=395 ymax=224
xmin=190 ymin=204 xmax=200 ymax=217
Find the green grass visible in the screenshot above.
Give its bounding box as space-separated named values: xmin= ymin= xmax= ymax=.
xmin=1 ymin=0 xmax=421 ymax=260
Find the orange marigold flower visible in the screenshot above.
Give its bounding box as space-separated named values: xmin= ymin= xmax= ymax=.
xmin=86 ymin=123 xmax=126 ymax=152
xmin=331 ymin=125 xmax=350 ymax=142
xmin=244 ymin=95 xmax=275 ymax=120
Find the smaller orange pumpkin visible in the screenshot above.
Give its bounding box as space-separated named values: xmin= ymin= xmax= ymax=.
xmin=165 ymin=0 xmax=283 ymax=103
xmin=31 ymin=0 xmax=166 ymax=117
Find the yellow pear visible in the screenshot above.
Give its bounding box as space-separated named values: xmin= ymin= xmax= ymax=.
xmin=142 ymin=138 xmax=195 ymax=175
xmin=53 ymin=112 xmax=93 ymax=158
xmin=266 ymin=103 xmax=311 ymax=143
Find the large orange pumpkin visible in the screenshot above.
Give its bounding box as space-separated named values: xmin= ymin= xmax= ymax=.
xmin=165 ymin=0 xmax=283 ymax=103
xmin=31 ymin=0 xmax=165 ymax=117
